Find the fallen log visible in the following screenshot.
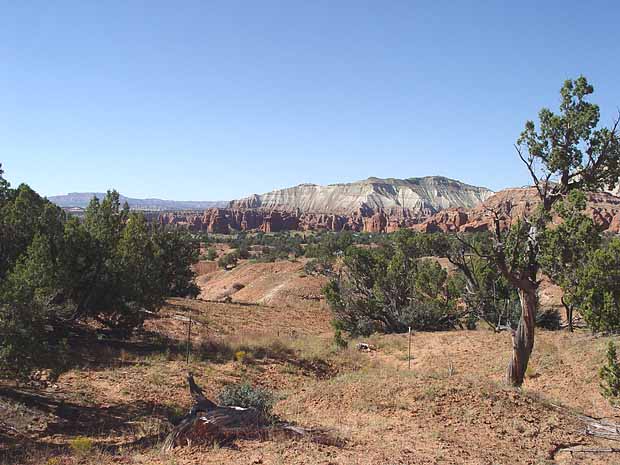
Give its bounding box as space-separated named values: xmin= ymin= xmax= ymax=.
xmin=556 ymin=445 xmax=620 ymax=455
xmin=546 ymin=403 xmax=620 ymax=457
xmin=161 ymin=373 xmax=343 ymax=451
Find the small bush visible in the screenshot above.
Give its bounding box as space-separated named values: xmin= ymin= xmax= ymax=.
xmin=238 ymin=246 xmax=250 ymax=259
xmin=600 ymin=341 xmax=620 ymax=402
xmin=234 ymin=350 xmax=253 ymax=364
xmin=217 ymin=382 xmax=275 ymax=423
xmin=525 ymin=364 xmax=539 ymax=379
xmin=204 ymin=248 xmax=217 ymax=261
xmin=333 ymin=329 xmax=348 ymax=349
xmin=69 ymin=436 xmax=94 ymax=456
xmin=304 ymin=258 xmax=333 ymax=276
xmin=218 ymin=252 xmax=239 ymax=269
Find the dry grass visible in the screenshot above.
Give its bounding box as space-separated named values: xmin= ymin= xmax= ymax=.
xmin=4 ymin=322 xmax=619 ymax=464
xmin=3 ymin=261 xmax=620 ymax=464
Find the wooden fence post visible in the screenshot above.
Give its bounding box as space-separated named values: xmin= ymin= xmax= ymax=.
xmin=408 ymin=326 xmax=412 ymax=369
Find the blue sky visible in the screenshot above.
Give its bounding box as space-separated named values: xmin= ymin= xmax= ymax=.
xmin=2 ymin=1 xmax=619 ymax=200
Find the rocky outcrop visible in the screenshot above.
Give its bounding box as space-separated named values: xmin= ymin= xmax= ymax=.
xmin=157 ymin=189 xmax=620 ymax=235
xmin=159 ymin=209 xmax=371 ymax=233
xmin=412 ymin=188 xmax=620 ymax=234
xmin=229 ymin=176 xmax=493 ymax=214
xmin=157 ymin=176 xmax=494 ymax=234
xmin=158 ymin=204 xmax=456 ymax=234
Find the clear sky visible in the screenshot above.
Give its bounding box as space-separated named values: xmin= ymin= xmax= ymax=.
xmin=2 ymin=1 xmax=619 ymax=200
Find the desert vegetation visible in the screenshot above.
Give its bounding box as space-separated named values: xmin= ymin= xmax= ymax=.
xmin=0 ymin=167 xmax=199 ymax=377
xmin=326 ymin=77 xmax=620 ymax=387
xmin=3 ymin=76 xmax=620 ymax=464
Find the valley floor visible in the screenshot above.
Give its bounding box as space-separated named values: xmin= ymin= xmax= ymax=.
xmin=2 ymin=261 xmax=619 ymax=464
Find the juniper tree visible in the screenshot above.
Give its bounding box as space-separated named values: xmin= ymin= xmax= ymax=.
xmin=491 ymin=77 xmax=620 ymax=385
xmin=600 ymin=341 xmax=620 ymax=401
xmin=574 ymin=238 xmax=620 ymax=332
xmin=539 ymin=191 xmax=601 ymax=331
xmin=325 ymin=230 xmax=462 ymax=335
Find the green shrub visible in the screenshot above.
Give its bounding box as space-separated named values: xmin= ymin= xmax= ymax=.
xmin=204 ymin=247 xmax=217 ymax=261
xmin=576 ymin=238 xmax=620 ymax=332
xmin=600 ymin=341 xmax=620 ymax=402
xmin=0 ymin=302 xmax=50 ymax=377
xmin=69 ymin=436 xmax=94 ymax=456
xmin=237 ymin=246 xmax=250 ymax=259
xmin=217 ymin=382 xmax=275 ymax=423
xmin=326 ymin=236 xmax=462 ymax=336
xmin=303 ymin=258 xmax=333 ymax=276
xmin=234 ymin=350 xmax=253 ymax=364
xmin=218 ymin=252 xmax=238 ymax=269
xmin=333 ymin=329 xmax=348 ymax=349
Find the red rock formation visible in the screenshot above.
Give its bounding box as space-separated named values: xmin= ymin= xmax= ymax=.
xmin=414 ymin=188 xmax=620 ymax=234
xmin=363 ymin=211 xmax=388 ymax=233
xmin=155 ymin=188 xmax=620 ymax=235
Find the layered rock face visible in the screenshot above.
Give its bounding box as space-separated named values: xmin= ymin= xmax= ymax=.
xmin=159 ymin=208 xmax=392 ymax=233
xmin=158 ymin=176 xmax=494 ymax=233
xmin=412 ymin=188 xmax=620 ymax=234
xmin=229 ymin=176 xmax=493 ymax=214
xmin=158 ymin=185 xmax=620 ymax=235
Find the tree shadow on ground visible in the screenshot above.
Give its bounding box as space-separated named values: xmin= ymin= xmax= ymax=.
xmin=29 ymin=322 xmax=190 ymax=379
xmin=0 ymin=384 xmax=183 ymax=463
xmin=196 ymin=338 xmax=335 ymax=379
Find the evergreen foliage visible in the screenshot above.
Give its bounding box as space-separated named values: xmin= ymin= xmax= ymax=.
xmin=539 ymin=191 xmax=601 ymax=330
xmin=217 ymin=382 xmax=275 ymax=423
xmin=325 ymin=229 xmax=463 ymax=336
xmin=0 ymin=167 xmax=199 ymax=375
xmin=204 ymin=247 xmax=217 ymax=261
xmin=575 ymin=238 xmax=620 ymax=332
xmin=600 ymin=341 xmax=620 ymax=401
xmin=218 ymin=251 xmax=239 ymax=269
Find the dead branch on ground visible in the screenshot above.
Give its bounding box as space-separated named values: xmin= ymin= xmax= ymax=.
xmin=161 ymin=373 xmax=343 ymax=452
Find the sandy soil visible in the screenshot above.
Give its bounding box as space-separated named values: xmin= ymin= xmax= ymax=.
xmin=196 ymin=259 xmax=327 ymax=308
xmin=1 ymin=261 xmax=618 ymax=465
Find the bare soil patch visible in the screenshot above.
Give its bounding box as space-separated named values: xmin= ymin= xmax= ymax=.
xmin=2 ymin=262 xmax=619 ymax=464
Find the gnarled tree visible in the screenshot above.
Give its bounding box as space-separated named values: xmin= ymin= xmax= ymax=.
xmin=494 ymin=77 xmax=620 ymax=385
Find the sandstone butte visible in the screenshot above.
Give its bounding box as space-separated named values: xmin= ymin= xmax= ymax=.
xmin=156 ymin=176 xmax=620 ymax=235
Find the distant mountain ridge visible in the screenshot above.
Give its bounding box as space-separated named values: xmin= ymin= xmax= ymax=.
xmin=49 ymin=192 xmax=228 ymax=211
xmin=229 ymin=176 xmax=494 ymax=215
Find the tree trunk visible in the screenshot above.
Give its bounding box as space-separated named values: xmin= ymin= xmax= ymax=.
xmin=561 ymin=296 xmax=573 ymax=332
xmin=506 ymin=287 xmax=537 ymax=386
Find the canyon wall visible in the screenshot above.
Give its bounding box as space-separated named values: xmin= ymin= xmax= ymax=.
xmin=411 ymin=188 xmax=620 ymax=234
xmin=158 ymin=207 xmax=423 ymax=233
xmin=155 ymin=175 xmax=620 ymax=234
xmin=158 ymin=176 xmax=496 ymax=233
xmin=158 ymin=188 xmax=620 ymax=234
